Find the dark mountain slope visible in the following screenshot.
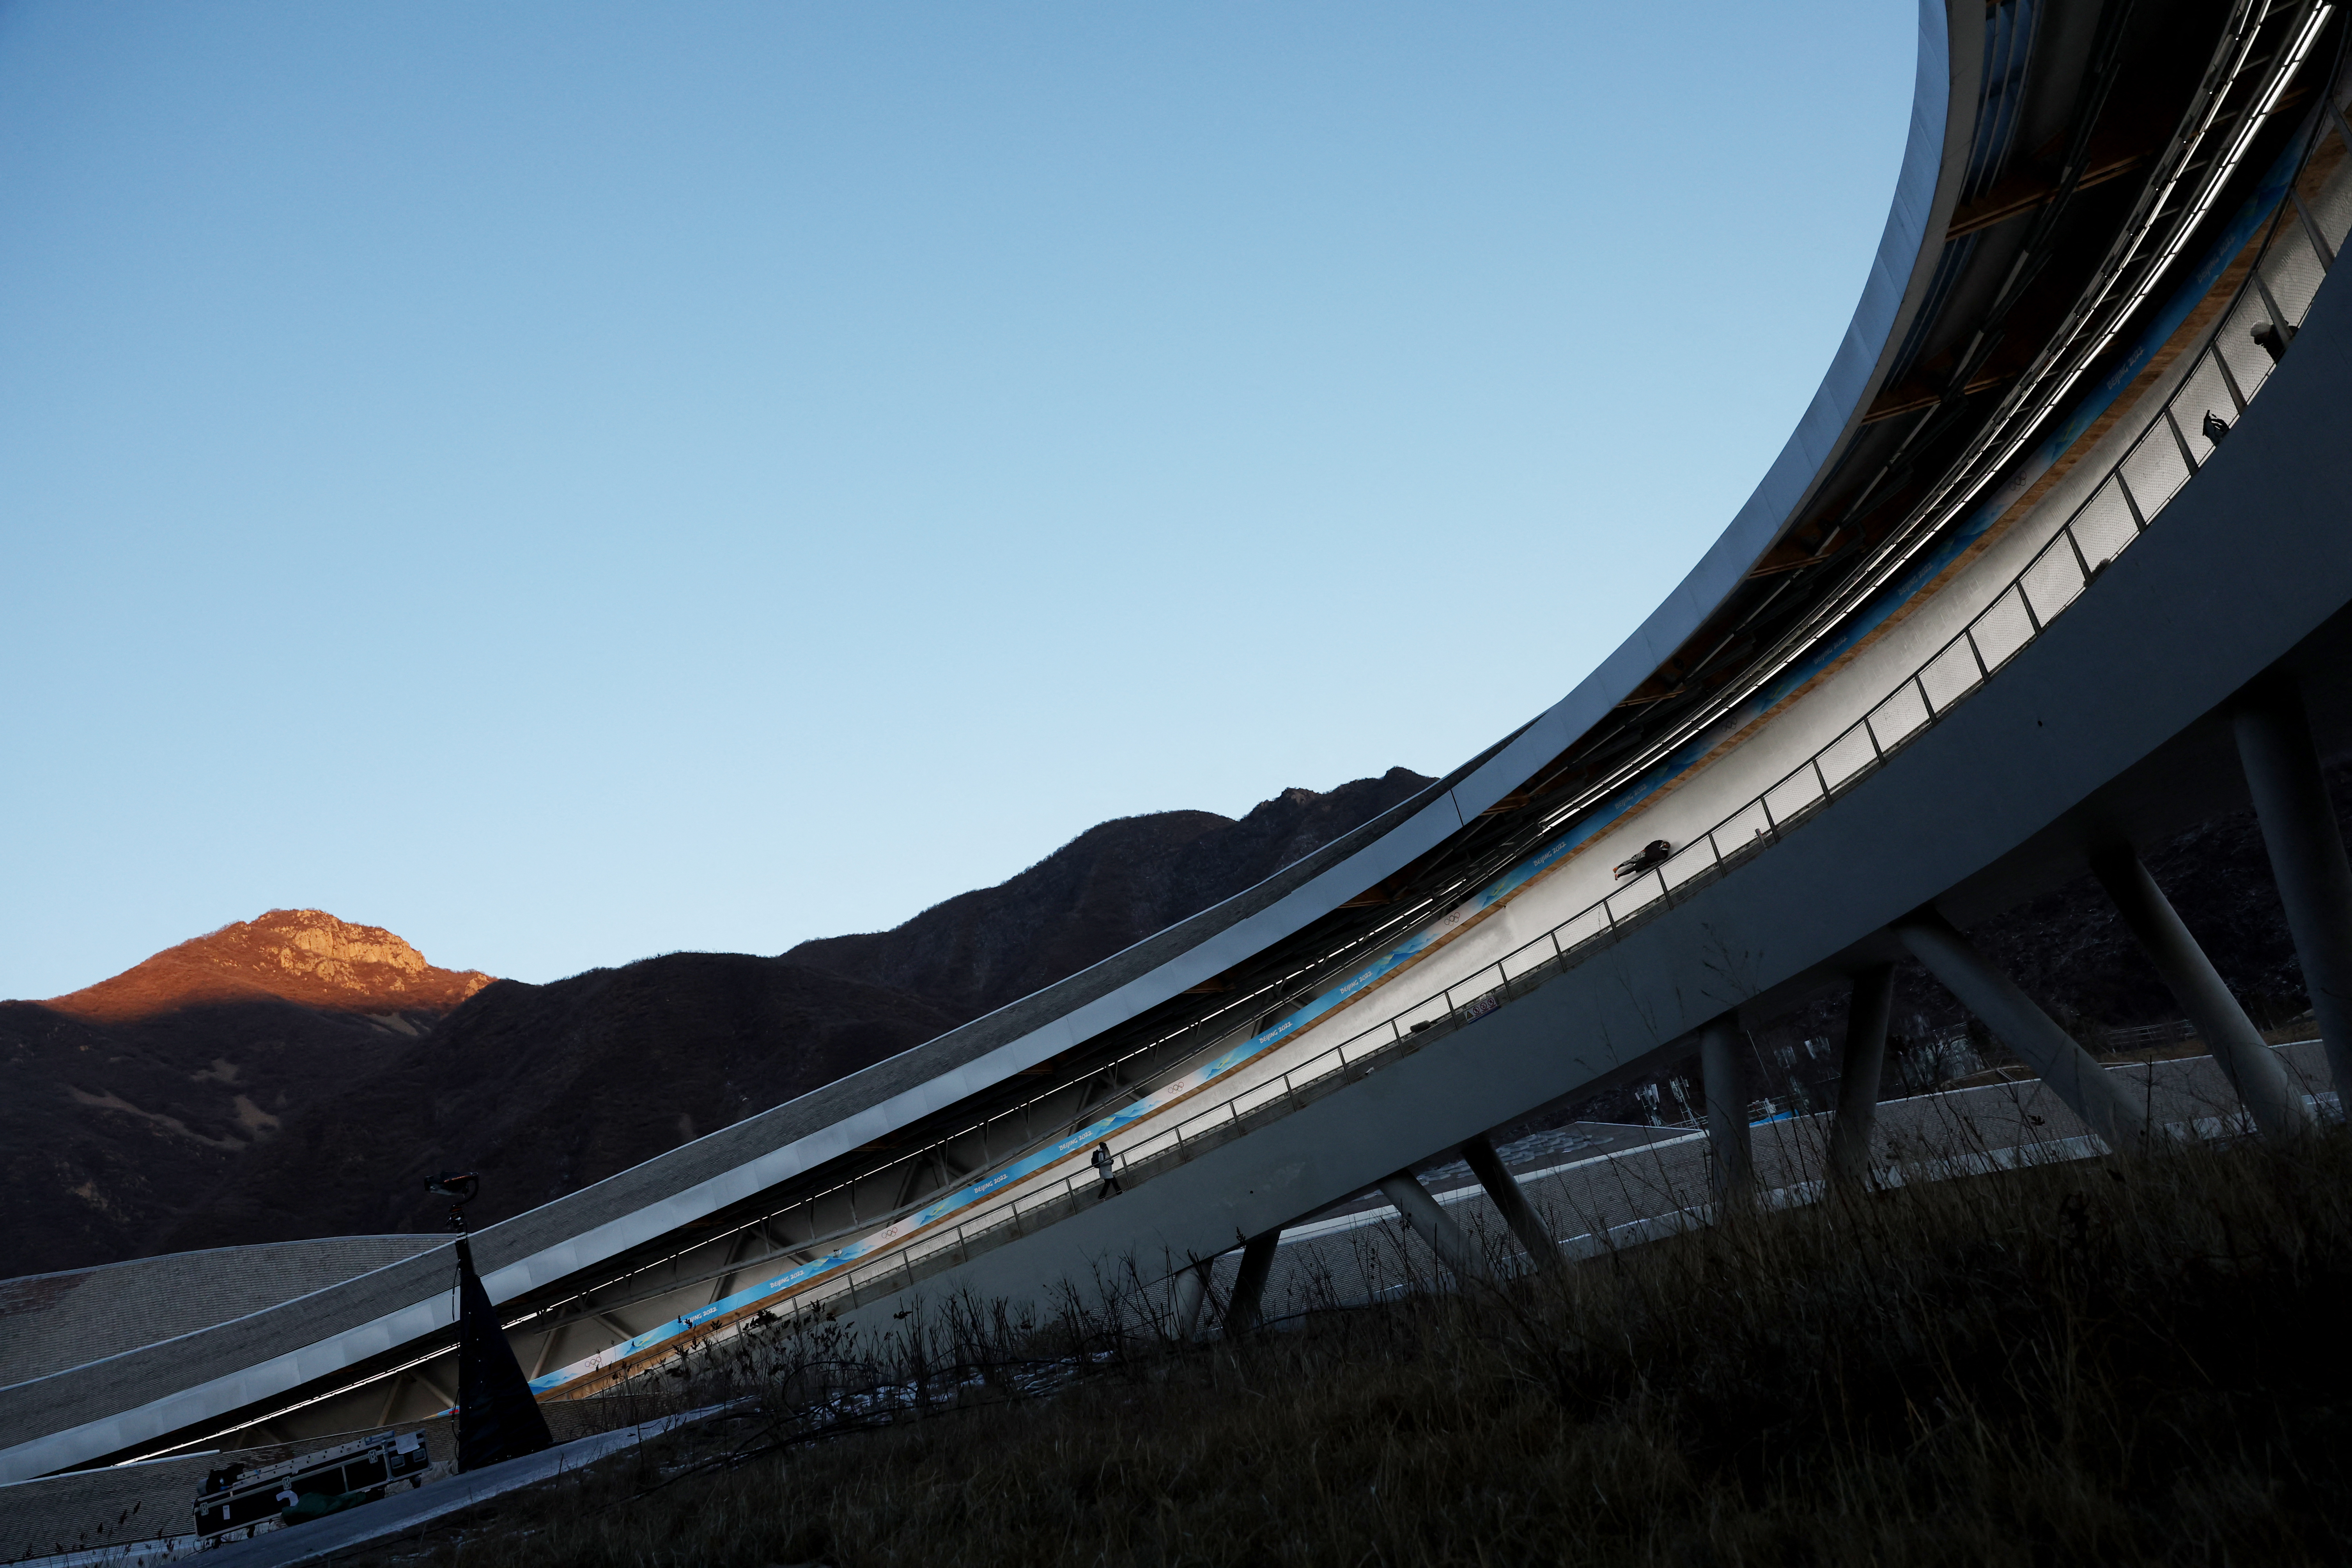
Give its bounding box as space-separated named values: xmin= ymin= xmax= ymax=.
xmin=162 ymin=770 xmax=1434 ymax=1247
xmin=1 ymin=995 xmax=439 ymax=1277
xmin=5 ymin=770 xmax=1437 ymax=1270
xmin=1 ymin=911 xmax=496 ymax=1276
xmin=153 ymin=954 xmax=961 ymax=1249
xmin=786 ymin=768 xmax=1435 ymax=1023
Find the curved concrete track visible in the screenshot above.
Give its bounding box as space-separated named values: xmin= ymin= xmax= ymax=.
xmin=11 ymin=2 xmax=2352 ymax=1529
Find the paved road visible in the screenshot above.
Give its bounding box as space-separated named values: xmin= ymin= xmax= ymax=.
xmin=1205 ymin=1042 xmax=2328 ymax=1323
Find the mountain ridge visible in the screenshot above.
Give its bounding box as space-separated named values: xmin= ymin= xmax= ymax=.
xmin=37 ymin=907 xmax=495 ymax=1022
xmin=3 ymin=769 xmax=1435 ymax=1274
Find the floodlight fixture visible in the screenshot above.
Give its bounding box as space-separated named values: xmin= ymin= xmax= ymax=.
xmin=425 ymin=1171 xmax=481 ymax=1232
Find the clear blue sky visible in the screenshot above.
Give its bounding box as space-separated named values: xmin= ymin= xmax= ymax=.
xmin=0 ymin=2 xmax=1915 ymax=998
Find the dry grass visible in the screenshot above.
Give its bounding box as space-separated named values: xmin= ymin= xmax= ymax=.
xmin=347 ymin=1132 xmax=2352 ymax=1567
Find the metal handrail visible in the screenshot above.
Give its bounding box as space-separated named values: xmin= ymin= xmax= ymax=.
xmin=782 ymin=133 xmax=2345 ymax=1321
xmin=557 ymin=89 xmax=2352 ymax=1354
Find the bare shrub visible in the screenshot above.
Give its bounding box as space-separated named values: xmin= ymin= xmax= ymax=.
xmin=355 ymin=1132 xmax=2352 ymax=1567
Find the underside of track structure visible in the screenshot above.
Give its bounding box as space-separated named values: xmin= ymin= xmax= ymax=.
xmin=10 ymin=0 xmax=2352 ymax=1488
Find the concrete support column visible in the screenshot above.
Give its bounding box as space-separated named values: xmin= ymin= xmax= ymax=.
xmin=1698 ymin=1014 xmax=1754 ymax=1205
xmin=2234 ymin=680 xmax=2352 ymax=1096
xmin=1460 ymin=1135 xmax=1561 ymax=1269
xmin=2091 ymin=846 xmax=2312 ymax=1136
xmin=1376 ymin=1170 xmax=1492 ymax=1283
xmin=1827 ymin=964 xmax=1896 ymax=1184
xmin=1893 ymin=908 xmax=2149 ymax=1148
xmin=1169 ymin=1259 xmax=1213 ymax=1344
xmin=1221 ymin=1231 xmax=1279 ymax=1339
xmin=372 ymin=1372 xmax=409 ymax=1430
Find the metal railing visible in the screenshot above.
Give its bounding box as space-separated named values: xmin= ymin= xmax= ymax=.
xmin=624 ymin=103 xmax=2352 ymax=1340
xmin=757 ymin=165 xmax=2347 ymax=1325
